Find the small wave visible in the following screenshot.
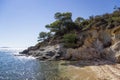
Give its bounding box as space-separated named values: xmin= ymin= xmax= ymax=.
xmin=0 ymin=48 xmax=26 ymax=53
xmin=0 ymin=47 xmax=36 ymax=60
xmin=15 ymin=55 xmax=36 ymax=60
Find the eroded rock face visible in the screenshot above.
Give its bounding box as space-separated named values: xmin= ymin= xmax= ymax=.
xmin=111 ymin=41 xmax=120 ymax=62
xmin=112 ymin=41 xmax=120 ymax=62
xmin=102 ymin=41 xmax=120 ymax=63
xmin=64 ymin=47 xmax=100 ymax=60
xmin=20 ymin=26 xmax=120 ymax=62
xmin=99 ymin=30 xmax=112 ymax=48
xmin=103 ymin=26 xmax=120 ymax=62
xmin=64 ymin=27 xmax=120 ymax=61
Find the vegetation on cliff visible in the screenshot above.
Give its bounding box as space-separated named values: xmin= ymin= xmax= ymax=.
xmin=38 ymin=7 xmax=120 ymax=48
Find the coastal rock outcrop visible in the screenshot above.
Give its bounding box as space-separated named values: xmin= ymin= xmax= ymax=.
xmin=21 ymin=26 xmax=120 ymax=62
xmin=21 ymin=44 xmax=65 ymax=60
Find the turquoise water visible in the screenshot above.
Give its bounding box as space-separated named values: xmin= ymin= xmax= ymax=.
xmin=0 ymin=48 xmax=64 ymax=80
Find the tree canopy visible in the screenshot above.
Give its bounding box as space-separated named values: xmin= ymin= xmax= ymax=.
xmin=45 ymin=12 xmax=77 ymax=36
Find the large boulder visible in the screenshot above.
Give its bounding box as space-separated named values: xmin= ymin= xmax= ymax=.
xmin=102 ymin=41 xmax=120 ymax=63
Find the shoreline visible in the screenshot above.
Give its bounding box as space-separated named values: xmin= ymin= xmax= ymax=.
xmin=19 ymin=51 xmax=120 ymax=80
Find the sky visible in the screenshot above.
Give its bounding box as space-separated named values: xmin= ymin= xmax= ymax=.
xmin=0 ymin=0 xmax=120 ymax=48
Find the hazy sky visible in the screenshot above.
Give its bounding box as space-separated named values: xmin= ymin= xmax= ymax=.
xmin=0 ymin=0 xmax=120 ymax=48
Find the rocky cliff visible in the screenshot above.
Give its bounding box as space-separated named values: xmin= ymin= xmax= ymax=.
xmin=20 ymin=26 xmax=120 ymax=62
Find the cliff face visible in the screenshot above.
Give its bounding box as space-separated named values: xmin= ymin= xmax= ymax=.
xmin=21 ymin=26 xmax=120 ymax=62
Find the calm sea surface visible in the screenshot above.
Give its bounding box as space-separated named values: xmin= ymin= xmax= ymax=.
xmin=0 ymin=48 xmax=67 ymax=80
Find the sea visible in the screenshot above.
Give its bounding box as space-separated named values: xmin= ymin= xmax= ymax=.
xmin=0 ymin=48 xmax=65 ymax=80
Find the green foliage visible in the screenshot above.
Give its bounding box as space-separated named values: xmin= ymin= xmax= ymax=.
xmin=46 ymin=12 xmax=74 ymax=36
xmin=63 ymin=33 xmax=77 ymax=43
xmin=47 ymin=32 xmax=53 ymax=38
xmin=45 ymin=20 xmax=62 ymax=32
xmin=63 ymin=33 xmax=77 ymax=48
xmin=54 ymin=12 xmax=62 ymax=20
xmin=75 ymin=17 xmax=84 ymax=23
xmin=54 ymin=12 xmax=72 ymax=21
xmin=114 ymin=6 xmax=120 ymax=12
xmin=38 ymin=32 xmax=53 ymax=41
xmin=112 ymin=17 xmax=120 ymax=22
xmin=38 ymin=32 xmax=47 ymax=41
xmin=77 ymin=9 xmax=120 ymax=30
xmin=75 ymin=17 xmax=84 ymax=29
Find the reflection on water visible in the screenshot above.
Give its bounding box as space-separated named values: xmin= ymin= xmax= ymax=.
xmin=0 ymin=48 xmax=69 ymax=80
xmin=36 ymin=61 xmax=69 ymax=80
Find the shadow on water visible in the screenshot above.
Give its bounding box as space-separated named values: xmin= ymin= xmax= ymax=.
xmin=37 ymin=59 xmax=112 ymax=80
xmin=36 ymin=61 xmax=70 ymax=80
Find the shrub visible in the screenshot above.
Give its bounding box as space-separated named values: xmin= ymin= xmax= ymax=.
xmin=63 ymin=33 xmax=77 ymax=48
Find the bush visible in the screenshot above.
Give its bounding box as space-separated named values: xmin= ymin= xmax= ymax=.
xmin=63 ymin=33 xmax=77 ymax=48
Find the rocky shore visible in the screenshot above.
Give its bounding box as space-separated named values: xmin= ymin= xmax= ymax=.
xmin=20 ymin=26 xmax=120 ymax=63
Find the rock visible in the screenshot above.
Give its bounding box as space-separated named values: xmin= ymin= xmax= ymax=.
xmin=20 ymin=50 xmax=29 ymax=54
xmin=20 ymin=26 xmax=120 ymax=62
xmin=93 ymin=39 xmax=103 ymax=53
xmin=112 ymin=41 xmax=120 ymax=63
xmin=14 ymin=54 xmax=26 ymax=56
xmin=64 ymin=47 xmax=100 ymax=61
xmin=99 ymin=30 xmax=112 ymax=48
xmin=112 ymin=26 xmax=120 ymax=41
xmin=46 ymin=51 xmax=55 ymax=57
xmin=102 ymin=41 xmax=120 ymax=63
xmin=40 ymin=48 xmax=45 ymax=51
xmin=21 ymin=44 xmax=64 ymax=60
xmin=101 ymin=48 xmax=115 ymax=62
